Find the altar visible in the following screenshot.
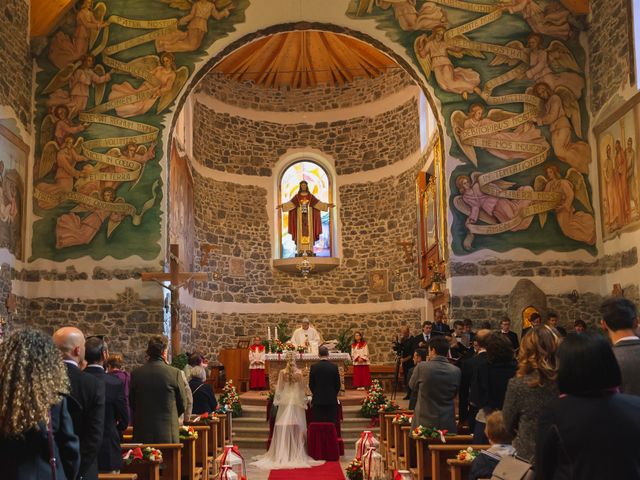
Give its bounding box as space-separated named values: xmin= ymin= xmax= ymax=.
xmin=265 ymin=352 xmax=351 ymax=393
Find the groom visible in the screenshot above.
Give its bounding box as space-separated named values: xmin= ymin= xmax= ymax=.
xmin=309 ymin=346 xmax=340 ymax=426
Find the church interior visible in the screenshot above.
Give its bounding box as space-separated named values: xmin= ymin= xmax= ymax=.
xmin=2 ymin=0 xmax=640 ymax=478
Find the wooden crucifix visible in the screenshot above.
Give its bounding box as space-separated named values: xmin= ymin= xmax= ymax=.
xmin=141 ymin=244 xmax=208 ymax=355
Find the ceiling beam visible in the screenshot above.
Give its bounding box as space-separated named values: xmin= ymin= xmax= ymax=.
xmin=31 ymin=0 xmax=75 ymax=38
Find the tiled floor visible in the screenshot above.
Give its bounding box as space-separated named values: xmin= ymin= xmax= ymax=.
xmin=242 ymin=448 xmax=356 ymax=480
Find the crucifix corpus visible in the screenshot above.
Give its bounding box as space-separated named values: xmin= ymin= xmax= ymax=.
xmin=141 ymin=244 xmax=208 ymax=355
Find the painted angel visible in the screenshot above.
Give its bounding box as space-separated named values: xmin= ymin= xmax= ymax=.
xmin=56 ymin=187 xmax=126 ymax=248
xmin=44 ymin=54 xmax=110 ymax=117
xmin=454 ymin=172 xmax=534 ymax=250
xmin=40 ymin=105 xmax=88 ymax=150
xmin=490 ymin=34 xmax=583 ymax=98
xmin=376 ymin=0 xmax=446 ymax=31
xmin=415 ymin=26 xmax=483 ymax=100
xmin=501 ymin=0 xmax=572 ymax=40
xmin=107 ymin=53 xmax=187 ymax=118
xmin=534 ymin=164 xmax=595 ymax=244
xmin=451 ymin=103 xmax=548 ymax=165
xmin=155 ymin=0 xmax=233 ymax=53
xmin=48 ymin=0 xmax=108 ymax=70
xmin=531 ymin=82 xmax=590 ymax=174
xmin=35 ymin=136 xmax=87 ymax=209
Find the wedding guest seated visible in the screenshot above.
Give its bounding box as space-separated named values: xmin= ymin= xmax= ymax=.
xmin=573 ymin=319 xmax=587 ymax=334
xmin=184 ymin=352 xmax=204 ymax=379
xmin=106 ymin=354 xmax=131 ymax=424
xmin=84 ymin=337 xmax=128 ymax=474
xmin=469 ymin=411 xmax=515 ymax=480
xmin=536 ymin=334 xmax=640 ymax=479
xmin=189 ymin=365 xmax=218 ymax=415
xmin=0 ymin=328 xmax=80 ymax=480
xmin=547 ymin=311 xmax=567 ymax=336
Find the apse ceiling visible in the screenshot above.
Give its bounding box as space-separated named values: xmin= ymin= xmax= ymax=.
xmin=212 ymin=31 xmax=399 ymax=89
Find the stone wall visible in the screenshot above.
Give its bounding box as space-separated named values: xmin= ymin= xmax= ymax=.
xmin=12 ymin=289 xmax=164 ymax=367
xmin=588 ymin=0 xmax=631 ymax=113
xmin=197 ymin=68 xmax=415 ymax=112
xmin=0 ymin=0 xmax=32 ymax=129
xmin=450 ymin=247 xmax=638 ymax=277
xmin=192 ymin=98 xmax=420 ymax=176
xmin=192 ymin=163 xmax=424 ymax=304
xmin=178 ymin=309 xmax=422 ymax=364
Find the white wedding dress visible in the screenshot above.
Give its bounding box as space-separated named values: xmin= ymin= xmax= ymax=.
xmin=251 ymin=368 xmax=324 ymax=469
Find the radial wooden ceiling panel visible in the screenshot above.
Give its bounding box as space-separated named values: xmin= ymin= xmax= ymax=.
xmin=214 ymin=31 xmax=397 ymax=89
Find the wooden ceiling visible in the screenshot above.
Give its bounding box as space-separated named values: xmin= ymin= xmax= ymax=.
xmin=30 ymin=0 xmax=75 ymax=37
xmin=213 ymin=31 xmax=397 ymax=89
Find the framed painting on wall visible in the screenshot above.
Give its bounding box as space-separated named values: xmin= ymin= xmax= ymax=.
xmin=0 ymin=124 xmax=28 ymax=260
xmin=594 ymin=92 xmax=640 ymax=241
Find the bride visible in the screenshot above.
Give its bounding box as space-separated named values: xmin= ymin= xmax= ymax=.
xmin=251 ymin=352 xmax=324 ymax=469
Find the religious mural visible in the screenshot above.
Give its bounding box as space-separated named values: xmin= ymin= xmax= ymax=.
xmin=33 ymin=0 xmax=247 ymax=261
xmin=348 ymin=0 xmax=595 ymax=255
xmin=595 ymin=93 xmax=640 ymax=241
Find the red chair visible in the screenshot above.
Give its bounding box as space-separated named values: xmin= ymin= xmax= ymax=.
xmin=307 ymin=422 xmax=340 ymax=461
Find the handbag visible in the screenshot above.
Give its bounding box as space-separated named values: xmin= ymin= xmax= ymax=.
xmin=47 ymin=409 xmax=58 ymax=480
xmin=491 ymin=455 xmax=534 ymax=480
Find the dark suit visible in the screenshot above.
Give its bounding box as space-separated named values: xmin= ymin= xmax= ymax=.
xmin=412 ymin=333 xmax=436 ymax=350
xmin=189 ymin=378 xmax=218 ymax=414
xmin=130 ymin=358 xmax=186 ymax=443
xmin=501 ymin=330 xmax=520 ymax=351
xmin=309 ymin=359 xmax=340 ymax=425
xmin=536 ymin=393 xmax=640 ymax=480
xmin=399 ymin=335 xmax=415 ymax=396
xmin=432 ymin=322 xmax=451 ymax=335
xmin=409 ymin=356 xmax=461 ymax=432
xmin=64 ymin=361 xmax=105 ymax=480
xmin=0 ymin=397 xmax=80 ymax=480
xmin=613 ymin=338 xmax=640 ymax=396
xmin=84 ymin=365 xmax=128 ymax=472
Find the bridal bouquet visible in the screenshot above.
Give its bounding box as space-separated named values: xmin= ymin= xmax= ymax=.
xmin=456 ymin=447 xmax=479 ymax=462
xmin=360 ymin=380 xmax=388 ymax=418
xmin=345 ymin=458 xmax=364 ymax=480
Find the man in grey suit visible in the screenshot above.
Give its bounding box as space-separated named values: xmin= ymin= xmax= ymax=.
xmin=410 ymin=336 xmax=461 ymax=432
xmin=130 ymin=335 xmax=186 ymax=442
xmin=601 ymin=297 xmax=640 ymax=396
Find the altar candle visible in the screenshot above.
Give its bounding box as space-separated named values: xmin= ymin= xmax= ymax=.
xmin=268 ymin=326 xmax=271 ymax=341
xmin=275 ymin=326 xmax=278 ymax=339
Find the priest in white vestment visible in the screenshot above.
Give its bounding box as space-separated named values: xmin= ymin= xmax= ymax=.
xmin=290 ymin=318 xmax=323 ymax=347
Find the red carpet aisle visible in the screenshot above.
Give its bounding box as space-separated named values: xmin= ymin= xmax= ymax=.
xmin=267 ymin=461 xmax=345 ymax=480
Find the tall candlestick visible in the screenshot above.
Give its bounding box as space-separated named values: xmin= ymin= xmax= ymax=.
xmin=275 ymin=326 xmax=278 ymax=340
xmin=268 ymin=326 xmax=271 ymax=341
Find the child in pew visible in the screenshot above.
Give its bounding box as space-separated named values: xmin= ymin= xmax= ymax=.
xmin=468 ymin=411 xmax=515 ymax=480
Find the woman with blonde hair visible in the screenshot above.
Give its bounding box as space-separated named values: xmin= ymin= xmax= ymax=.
xmin=0 ymin=328 xmax=80 ymax=479
xmin=501 ymin=325 xmax=559 ymax=462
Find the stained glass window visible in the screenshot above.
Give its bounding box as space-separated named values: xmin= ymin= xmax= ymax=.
xmin=279 ymin=161 xmax=332 ymax=258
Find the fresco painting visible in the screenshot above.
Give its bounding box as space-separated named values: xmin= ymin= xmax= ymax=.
xmin=348 ymin=0 xmax=594 ymax=255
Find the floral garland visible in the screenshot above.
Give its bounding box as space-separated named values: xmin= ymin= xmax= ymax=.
xmin=360 ymin=380 xmax=388 ymax=418
xmin=411 ymin=425 xmax=448 ymax=442
xmin=456 ymin=447 xmax=479 ymax=462
xmin=378 ymin=399 xmax=400 ymax=414
xmin=122 ymin=446 xmax=162 ymax=465
xmin=179 ymin=425 xmax=198 ymax=440
xmin=345 ymin=458 xmax=364 ymax=480
xmin=392 ymin=413 xmax=413 ymax=425
xmin=217 ymin=379 xmax=243 ymax=417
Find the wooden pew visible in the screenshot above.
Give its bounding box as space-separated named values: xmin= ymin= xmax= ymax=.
xmin=393 ymin=421 xmax=409 ymax=470
xmin=180 ymin=436 xmax=202 ymax=480
xmin=189 ymin=425 xmax=211 ymax=480
xmin=144 ymin=443 xmax=183 ymax=480
xmin=430 ymin=444 xmax=490 ymax=480
xmin=378 ymin=412 xmax=388 ymax=461
xmin=401 ymin=426 xmax=417 ymax=477
xmin=99 ymin=475 xmax=139 ymax=480
xmin=119 ymin=462 xmax=159 ymax=480
xmin=414 ymin=435 xmax=473 ymax=480
xmin=384 ymin=415 xmax=397 ymax=471
xmin=447 ymin=459 xmax=473 ymax=480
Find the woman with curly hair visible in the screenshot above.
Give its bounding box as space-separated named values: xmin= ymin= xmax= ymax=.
xmin=0 ymin=328 xmax=80 ymax=479
xmin=501 ymin=325 xmax=560 ymax=462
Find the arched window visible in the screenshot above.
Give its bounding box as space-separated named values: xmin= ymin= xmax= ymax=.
xmin=278 ymin=160 xmax=333 ymax=259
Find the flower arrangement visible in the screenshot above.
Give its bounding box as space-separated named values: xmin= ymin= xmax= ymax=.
xmin=378 ymin=399 xmax=400 ymax=414
xmin=190 ymin=412 xmax=210 ymax=424
xmin=283 ymin=341 xmax=296 ymax=351
xmin=345 ymin=458 xmax=364 ymax=480
xmin=296 ymin=344 xmax=307 ymax=353
xmin=271 ymin=339 xmax=284 ymax=353
xmin=411 ymin=425 xmax=448 ymax=442
xmin=456 ymin=447 xmax=479 ymax=462
xmin=179 ymin=425 xmax=198 ymax=440
xmin=360 ymin=380 xmax=388 ymax=418
xmin=122 ymin=446 xmax=162 ymax=465
xmin=218 ymin=380 xmax=242 ymax=417
xmin=392 ymin=413 xmax=413 ymax=425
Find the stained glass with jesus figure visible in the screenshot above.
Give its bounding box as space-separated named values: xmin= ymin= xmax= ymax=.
xmin=280 ymin=161 xmax=332 ymax=258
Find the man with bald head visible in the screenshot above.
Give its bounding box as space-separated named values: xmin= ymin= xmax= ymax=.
xmin=54 ymin=327 xmax=105 ymax=480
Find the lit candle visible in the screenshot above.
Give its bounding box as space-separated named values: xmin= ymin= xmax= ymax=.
xmin=275 ymin=326 xmax=278 ymax=340
xmin=268 ymin=326 xmax=271 ymax=341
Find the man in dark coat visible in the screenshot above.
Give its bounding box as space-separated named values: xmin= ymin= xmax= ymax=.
xmin=309 ymin=346 xmax=341 ymax=426
xmin=459 ymin=329 xmax=491 ymax=432
xmin=398 ymin=325 xmax=415 ymax=399
xmin=409 ymin=336 xmax=461 ymax=432
xmin=130 ymin=335 xmax=186 ymax=443
xmin=84 ymin=337 xmax=129 ymax=473
xmin=54 ymin=327 xmax=105 ymax=480
xmin=499 ymin=318 xmax=520 ymax=352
